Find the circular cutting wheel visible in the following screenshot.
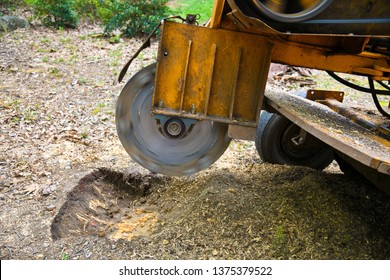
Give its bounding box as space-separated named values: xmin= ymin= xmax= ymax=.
xmin=116 ymin=64 xmax=231 ymax=176
xmin=250 ymin=0 xmax=333 ymax=23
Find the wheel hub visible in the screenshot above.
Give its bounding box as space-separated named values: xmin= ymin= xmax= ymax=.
xmin=165 ymin=119 xmax=184 ymax=137
xmin=154 ymin=115 xmax=198 ymax=139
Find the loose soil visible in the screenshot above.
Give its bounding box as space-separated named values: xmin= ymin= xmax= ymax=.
xmin=1 ymin=21 xmax=390 ymax=260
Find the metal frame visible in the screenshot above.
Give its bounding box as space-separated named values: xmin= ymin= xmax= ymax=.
xmin=147 ymin=0 xmax=390 ymax=190
xmin=152 ymin=0 xmax=389 ymax=127
xmin=153 ymin=21 xmax=273 ymax=126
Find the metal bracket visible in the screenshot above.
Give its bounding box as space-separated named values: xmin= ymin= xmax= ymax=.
xmin=117 ymin=15 xmax=200 ymax=83
xmin=306 ymin=89 xmax=344 ymax=102
xmin=154 ymin=114 xmax=198 ymax=139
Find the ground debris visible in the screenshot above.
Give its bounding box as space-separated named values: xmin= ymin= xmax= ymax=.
xmin=47 ymin=165 xmax=390 ymax=259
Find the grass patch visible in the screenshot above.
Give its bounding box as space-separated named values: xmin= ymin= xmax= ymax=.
xmin=170 ymin=0 xmax=214 ymax=23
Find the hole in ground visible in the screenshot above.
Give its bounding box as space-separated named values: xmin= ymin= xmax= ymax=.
xmin=51 ymin=168 xmax=164 ymax=241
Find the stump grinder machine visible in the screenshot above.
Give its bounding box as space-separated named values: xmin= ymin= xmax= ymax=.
xmin=116 ymin=0 xmax=390 ymax=194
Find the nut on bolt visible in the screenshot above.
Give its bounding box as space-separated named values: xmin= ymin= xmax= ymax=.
xmin=158 ymin=100 xmax=165 ymax=109
xmin=190 ymin=104 xmax=196 ymax=114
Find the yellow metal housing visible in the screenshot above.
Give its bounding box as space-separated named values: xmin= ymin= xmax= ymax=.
xmin=153 ymin=21 xmax=273 ymax=126
xmin=152 ymin=0 xmax=389 ymax=127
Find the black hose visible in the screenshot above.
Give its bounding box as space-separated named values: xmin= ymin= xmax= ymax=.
xmin=368 ymin=78 xmax=390 ymax=118
xmin=326 ymin=71 xmax=390 ymax=96
xmin=377 ymin=80 xmax=390 ymax=91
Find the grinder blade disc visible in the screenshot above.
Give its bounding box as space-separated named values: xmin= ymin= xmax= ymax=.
xmin=116 ymin=64 xmax=231 ymax=176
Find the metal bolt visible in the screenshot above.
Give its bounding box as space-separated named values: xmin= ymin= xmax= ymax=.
xmin=158 ymin=100 xmax=165 ymax=109
xmin=190 ymin=104 xmax=196 ymax=114
xmin=185 ymin=14 xmax=198 ymax=25
xmin=166 ymin=121 xmax=182 ymax=136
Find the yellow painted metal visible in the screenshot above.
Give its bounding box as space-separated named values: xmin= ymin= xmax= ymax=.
xmin=270 ymin=40 xmax=390 ymax=77
xmin=151 ymin=0 xmax=389 ymax=128
xmin=207 ymin=0 xmax=226 ymax=28
xmin=153 ymin=21 xmax=273 ymax=126
xmin=305 ymin=89 xmax=344 ymax=102
xmin=221 ymin=0 xmax=390 ymax=78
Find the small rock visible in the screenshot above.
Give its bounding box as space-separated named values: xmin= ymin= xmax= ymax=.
xmin=35 ymin=253 xmax=44 ymax=260
xmin=0 ymin=15 xmax=29 ymax=32
xmin=110 ymin=206 xmax=120 ymax=214
xmin=0 ymin=194 xmax=5 ymax=200
xmin=162 ymin=239 xmax=170 ymax=245
xmin=109 ymin=157 xmax=117 ymax=163
xmin=212 ymin=249 xmax=219 ymax=256
xmin=46 ymin=204 xmax=56 ymax=211
xmin=42 ymin=185 xmax=57 ymax=196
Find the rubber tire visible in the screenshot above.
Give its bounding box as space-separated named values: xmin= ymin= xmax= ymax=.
xmin=255 ymin=111 xmax=334 ymax=170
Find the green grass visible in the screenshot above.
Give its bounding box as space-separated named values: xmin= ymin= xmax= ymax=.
xmin=170 ymin=0 xmax=214 ymax=23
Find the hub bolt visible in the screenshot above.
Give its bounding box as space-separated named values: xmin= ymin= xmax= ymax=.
xmin=166 ymin=121 xmax=182 ymax=136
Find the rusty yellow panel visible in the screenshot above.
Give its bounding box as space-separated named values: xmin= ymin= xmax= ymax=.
xmin=271 ymin=40 xmax=390 ymax=74
xmin=153 ymin=21 xmax=273 ymax=126
xmin=207 ymin=0 xmax=226 ymax=28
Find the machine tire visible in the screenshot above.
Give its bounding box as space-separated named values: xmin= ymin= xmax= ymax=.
xmin=255 ymin=110 xmax=334 ymax=170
